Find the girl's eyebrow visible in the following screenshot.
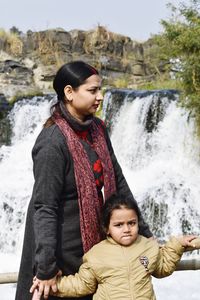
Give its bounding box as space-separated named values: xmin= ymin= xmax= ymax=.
xmin=112 ymin=218 xmax=137 ymax=223
xmin=112 ymin=221 xmax=124 ymax=224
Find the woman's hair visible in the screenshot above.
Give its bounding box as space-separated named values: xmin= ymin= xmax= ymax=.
xmin=44 ymin=61 xmax=99 ymax=127
xmin=53 ymin=60 xmax=99 ymax=101
xmin=102 ymin=193 xmax=141 ymax=232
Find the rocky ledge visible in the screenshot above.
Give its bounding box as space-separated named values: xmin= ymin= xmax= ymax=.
xmin=0 ymin=26 xmax=159 ymax=103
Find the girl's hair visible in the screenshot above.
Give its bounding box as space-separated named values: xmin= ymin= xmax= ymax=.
xmin=102 ymin=193 xmax=141 ymax=232
xmin=44 ymin=61 xmax=99 ymax=127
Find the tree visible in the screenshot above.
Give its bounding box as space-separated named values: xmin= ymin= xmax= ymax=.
xmin=10 ymin=26 xmax=22 ymax=35
xmin=155 ymin=0 xmax=200 ymax=135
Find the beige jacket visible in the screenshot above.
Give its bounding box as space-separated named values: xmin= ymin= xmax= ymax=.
xmin=56 ymin=235 xmax=199 ymax=300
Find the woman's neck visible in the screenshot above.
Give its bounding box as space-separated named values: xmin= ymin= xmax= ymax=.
xmin=66 ymin=105 xmax=85 ymax=122
xmin=59 ymin=102 xmax=94 ymax=132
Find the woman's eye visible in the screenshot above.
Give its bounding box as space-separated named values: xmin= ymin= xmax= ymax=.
xmin=88 ymin=87 xmax=101 ymax=94
xmin=88 ymin=89 xmax=96 ymax=94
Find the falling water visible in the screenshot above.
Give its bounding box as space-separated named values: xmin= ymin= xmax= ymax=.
xmin=0 ymin=91 xmax=200 ymax=299
xmin=103 ymin=89 xmax=200 ymax=240
xmin=0 ymin=96 xmax=54 ymax=256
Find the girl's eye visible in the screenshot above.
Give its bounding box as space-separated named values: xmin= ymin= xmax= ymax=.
xmin=129 ymin=221 xmax=136 ymax=226
xmin=115 ymin=223 xmax=123 ymax=227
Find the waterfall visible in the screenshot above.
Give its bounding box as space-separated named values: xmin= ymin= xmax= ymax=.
xmin=103 ymin=89 xmax=200 ymax=241
xmin=0 ymin=96 xmax=54 ymax=256
xmin=0 ymin=90 xmax=200 ymax=300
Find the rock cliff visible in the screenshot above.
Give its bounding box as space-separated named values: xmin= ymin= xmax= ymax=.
xmin=0 ymin=26 xmax=159 ymax=103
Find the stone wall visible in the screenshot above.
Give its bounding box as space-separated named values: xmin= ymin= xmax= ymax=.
xmin=0 ymin=26 xmax=160 ymax=102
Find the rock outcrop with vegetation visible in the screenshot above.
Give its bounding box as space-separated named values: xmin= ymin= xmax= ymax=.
xmin=0 ymin=25 xmax=164 ymax=102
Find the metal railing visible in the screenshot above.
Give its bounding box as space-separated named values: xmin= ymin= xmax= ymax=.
xmin=0 ymin=272 xmax=18 ymax=284
xmin=176 ymin=258 xmax=200 ymax=271
xmin=0 ymin=259 xmax=200 ymax=284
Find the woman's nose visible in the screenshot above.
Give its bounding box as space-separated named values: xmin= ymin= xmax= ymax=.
xmin=96 ymin=90 xmax=103 ymax=101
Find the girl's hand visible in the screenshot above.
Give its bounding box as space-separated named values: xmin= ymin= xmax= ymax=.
xmin=177 ymin=235 xmax=198 ymax=247
xmin=30 ymin=271 xmax=62 ymax=300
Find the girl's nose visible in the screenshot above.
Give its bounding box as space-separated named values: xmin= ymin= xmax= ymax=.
xmin=123 ymin=224 xmax=131 ymax=232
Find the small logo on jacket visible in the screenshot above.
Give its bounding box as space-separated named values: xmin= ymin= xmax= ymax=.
xmin=139 ymin=256 xmax=149 ymax=271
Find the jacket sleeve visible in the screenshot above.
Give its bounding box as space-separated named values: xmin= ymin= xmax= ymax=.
xmin=152 ymin=236 xmax=185 ymax=278
xmin=101 ymin=120 xmax=153 ymax=238
xmin=32 ymin=128 xmax=67 ymax=280
xmin=55 ymin=254 xmax=97 ymax=297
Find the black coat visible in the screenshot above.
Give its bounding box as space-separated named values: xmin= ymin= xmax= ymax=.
xmin=15 ymin=117 xmax=152 ymax=300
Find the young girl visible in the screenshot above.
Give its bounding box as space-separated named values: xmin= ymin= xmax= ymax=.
xmin=31 ymin=194 xmax=200 ymax=300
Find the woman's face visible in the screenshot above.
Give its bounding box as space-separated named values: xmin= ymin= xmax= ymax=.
xmin=107 ymin=206 xmax=139 ymax=246
xmin=65 ymin=74 xmax=103 ymax=121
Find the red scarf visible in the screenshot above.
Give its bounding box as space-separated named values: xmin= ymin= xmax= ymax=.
xmin=53 ymin=113 xmax=116 ymax=252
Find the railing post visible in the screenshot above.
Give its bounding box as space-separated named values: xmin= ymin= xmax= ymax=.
xmin=176 ymin=259 xmax=200 ymax=271
xmin=0 ymin=272 xmax=18 ymax=284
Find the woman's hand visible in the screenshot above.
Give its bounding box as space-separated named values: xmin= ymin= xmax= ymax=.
xmin=30 ymin=271 xmax=62 ymax=300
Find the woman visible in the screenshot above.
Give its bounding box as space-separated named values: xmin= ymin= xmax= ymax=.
xmin=15 ymin=61 xmax=152 ymax=300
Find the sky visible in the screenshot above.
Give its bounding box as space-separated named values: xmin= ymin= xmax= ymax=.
xmin=1 ymin=0 xmax=191 ymax=41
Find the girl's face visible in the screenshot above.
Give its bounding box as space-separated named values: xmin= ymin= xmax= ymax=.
xmin=107 ymin=206 xmax=139 ymax=246
xmin=65 ymin=74 xmax=103 ymax=121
